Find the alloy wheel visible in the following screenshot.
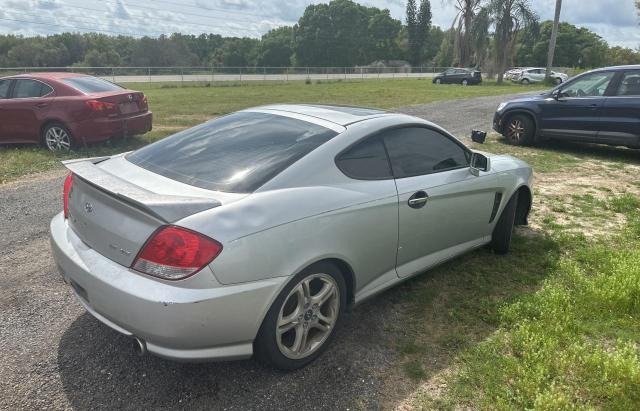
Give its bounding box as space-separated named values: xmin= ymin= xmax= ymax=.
xmin=507 ymin=119 xmax=525 ymax=143
xmin=276 ymin=273 xmax=340 ymax=360
xmin=45 ymin=126 xmax=71 ymax=152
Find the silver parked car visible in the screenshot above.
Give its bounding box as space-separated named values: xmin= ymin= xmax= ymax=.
xmin=50 ymin=104 xmax=533 ymax=370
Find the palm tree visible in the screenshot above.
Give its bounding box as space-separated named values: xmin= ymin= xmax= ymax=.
xmin=485 ymin=0 xmax=538 ymax=84
xmin=545 ymin=0 xmax=562 ymax=81
xmin=450 ymin=0 xmax=483 ymax=67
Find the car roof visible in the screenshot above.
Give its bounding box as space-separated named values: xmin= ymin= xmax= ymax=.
xmin=2 ymin=72 xmax=91 ymax=80
xmin=596 ymin=65 xmax=640 ymax=71
xmin=252 ymin=104 xmax=392 ymax=126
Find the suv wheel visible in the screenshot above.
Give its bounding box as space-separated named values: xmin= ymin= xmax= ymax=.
xmin=462 ymin=79 xmax=469 ymax=86
xmin=505 ymin=114 xmax=534 ymax=146
xmin=435 ymin=78 xmax=442 ymax=84
xmin=521 ymin=78 xmax=530 ymax=85
xmin=555 ymin=77 xmax=563 ymax=85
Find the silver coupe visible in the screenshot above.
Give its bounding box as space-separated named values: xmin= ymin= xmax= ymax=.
xmin=50 ymin=104 xmax=533 ymax=370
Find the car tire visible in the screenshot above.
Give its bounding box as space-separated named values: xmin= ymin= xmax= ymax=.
xmin=254 ymin=261 xmax=347 ymax=370
xmin=555 ymin=77 xmax=563 ymax=85
xmin=521 ymin=78 xmax=530 ymax=85
xmin=462 ymin=79 xmax=468 ymax=86
xmin=435 ymin=78 xmax=442 ymax=84
xmin=490 ymin=191 xmax=519 ymax=254
xmin=42 ymin=123 xmax=75 ymax=152
xmin=504 ymin=114 xmax=534 ymax=146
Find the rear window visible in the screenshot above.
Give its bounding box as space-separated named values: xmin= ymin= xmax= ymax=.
xmin=62 ymin=76 xmax=123 ymax=93
xmin=127 ymin=112 xmax=339 ymax=193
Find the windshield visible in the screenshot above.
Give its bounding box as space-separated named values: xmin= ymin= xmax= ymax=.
xmin=127 ymin=112 xmax=339 ymax=193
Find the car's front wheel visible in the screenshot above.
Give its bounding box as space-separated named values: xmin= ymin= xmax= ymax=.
xmin=254 ymin=262 xmax=346 ymax=370
xmin=490 ymin=191 xmax=519 ymax=254
xmin=462 ymin=79 xmax=469 ymax=86
xmin=521 ymin=78 xmax=530 ymax=85
xmin=435 ymin=78 xmax=442 ymax=84
xmin=504 ymin=114 xmax=534 ymax=146
xmin=42 ymin=123 xmax=74 ymax=152
xmin=555 ymin=77 xmax=563 ymax=85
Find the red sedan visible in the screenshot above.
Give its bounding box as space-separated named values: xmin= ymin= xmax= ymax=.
xmin=0 ymin=73 xmax=152 ymax=151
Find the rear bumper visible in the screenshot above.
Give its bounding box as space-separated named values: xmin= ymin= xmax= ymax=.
xmin=49 ymin=212 xmax=287 ymax=361
xmin=70 ymin=111 xmax=153 ymax=144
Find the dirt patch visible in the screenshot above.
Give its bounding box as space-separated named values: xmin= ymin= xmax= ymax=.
xmin=530 ymin=160 xmax=640 ymax=237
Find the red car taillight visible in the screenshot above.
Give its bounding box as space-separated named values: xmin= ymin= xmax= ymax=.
xmin=132 ymin=226 xmax=222 ymax=280
xmin=85 ymin=100 xmax=117 ymax=115
xmin=140 ymin=95 xmax=148 ymax=110
xmin=63 ymin=173 xmax=73 ymax=219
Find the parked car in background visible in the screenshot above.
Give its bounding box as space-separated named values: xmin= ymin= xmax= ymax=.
xmin=504 ymin=67 xmax=524 ymax=81
xmin=51 ymin=104 xmax=532 ymax=370
xmin=494 ymin=65 xmax=640 ymax=148
xmin=432 ymin=68 xmax=482 ymax=85
xmin=512 ymin=68 xmax=569 ymax=85
xmin=0 ymin=73 xmax=152 ymax=152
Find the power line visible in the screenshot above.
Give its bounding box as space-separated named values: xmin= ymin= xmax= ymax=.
xmin=0 ymin=16 xmax=170 ymax=37
xmin=18 ymin=3 xmax=265 ymax=37
xmin=54 ymin=0 xmax=291 ymax=27
xmin=1 ymin=9 xmax=264 ymax=38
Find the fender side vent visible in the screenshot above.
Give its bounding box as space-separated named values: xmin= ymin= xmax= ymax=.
xmin=489 ymin=192 xmax=503 ymax=223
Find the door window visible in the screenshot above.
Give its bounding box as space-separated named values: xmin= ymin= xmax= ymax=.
xmin=560 ymin=72 xmax=614 ymax=98
xmin=616 ymin=71 xmax=640 ymax=96
xmin=0 ymin=80 xmax=10 ymax=99
xmin=336 ymin=137 xmax=392 ymax=180
xmin=382 ymin=127 xmax=470 ymax=178
xmin=12 ymin=79 xmax=53 ymax=98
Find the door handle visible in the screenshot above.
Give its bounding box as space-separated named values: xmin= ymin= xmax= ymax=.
xmin=408 ymin=191 xmax=429 ymax=209
xmin=34 ymin=103 xmax=48 ymax=109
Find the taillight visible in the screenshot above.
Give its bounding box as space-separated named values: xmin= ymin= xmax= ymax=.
xmin=85 ymin=100 xmax=117 ymax=115
xmin=141 ymin=95 xmax=148 ymax=110
xmin=63 ymin=173 xmax=73 ymax=219
xmin=132 ymin=226 xmax=222 ymax=280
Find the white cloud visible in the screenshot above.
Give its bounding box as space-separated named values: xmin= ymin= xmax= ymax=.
xmin=0 ymin=0 xmax=637 ymax=48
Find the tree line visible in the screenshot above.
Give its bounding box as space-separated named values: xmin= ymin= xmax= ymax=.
xmin=0 ymin=0 xmax=637 ymax=73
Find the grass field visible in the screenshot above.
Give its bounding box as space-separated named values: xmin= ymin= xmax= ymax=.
xmin=387 ymin=135 xmax=640 ymax=410
xmin=0 ymin=78 xmax=545 ymax=183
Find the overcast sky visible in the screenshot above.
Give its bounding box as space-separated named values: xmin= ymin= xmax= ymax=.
xmin=0 ymin=0 xmax=638 ymax=48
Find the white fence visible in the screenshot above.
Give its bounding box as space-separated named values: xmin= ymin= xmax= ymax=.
xmin=0 ymin=66 xmax=451 ymax=83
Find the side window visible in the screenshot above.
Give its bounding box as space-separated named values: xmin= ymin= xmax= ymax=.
xmin=0 ymin=80 xmax=10 ymax=99
xmin=560 ymin=72 xmax=615 ymax=98
xmin=616 ymin=71 xmax=640 ymax=96
xmin=336 ymin=137 xmax=392 ymax=180
xmin=13 ymin=80 xmax=52 ymax=98
xmin=445 ymin=69 xmax=455 ymax=75
xmin=383 ymin=127 xmax=470 ymax=178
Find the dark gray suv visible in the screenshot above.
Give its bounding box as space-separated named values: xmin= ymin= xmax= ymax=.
xmin=433 ymin=68 xmax=482 ymax=86
xmin=493 ymin=65 xmax=640 ymax=148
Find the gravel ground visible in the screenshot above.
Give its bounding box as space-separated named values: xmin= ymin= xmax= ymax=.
xmin=0 ymin=93 xmax=524 ymax=410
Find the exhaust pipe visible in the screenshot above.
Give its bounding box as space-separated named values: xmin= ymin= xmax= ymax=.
xmin=133 ymin=337 xmax=147 ymax=357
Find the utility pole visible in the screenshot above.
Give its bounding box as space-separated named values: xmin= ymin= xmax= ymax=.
xmin=546 ymin=0 xmax=562 ymax=81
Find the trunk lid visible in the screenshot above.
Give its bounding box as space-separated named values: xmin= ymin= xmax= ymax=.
xmin=64 ymin=157 xmax=223 ymax=267
xmin=93 ymin=90 xmax=147 ymax=117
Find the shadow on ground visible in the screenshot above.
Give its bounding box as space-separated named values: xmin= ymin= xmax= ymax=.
xmin=56 ymin=229 xmax=560 ymax=410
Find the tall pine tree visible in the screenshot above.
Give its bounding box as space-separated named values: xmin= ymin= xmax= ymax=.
xmin=406 ymin=0 xmax=432 ymax=66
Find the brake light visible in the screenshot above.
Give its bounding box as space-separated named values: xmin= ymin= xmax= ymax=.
xmin=132 ymin=226 xmax=222 ymax=280
xmin=85 ymin=100 xmax=117 ymax=114
xmin=140 ymin=95 xmax=148 ymax=110
xmin=63 ymin=173 xmax=73 ymax=219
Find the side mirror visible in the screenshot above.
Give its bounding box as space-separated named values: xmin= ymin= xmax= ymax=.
xmin=470 ymin=152 xmax=490 ymax=176
xmin=552 ymin=89 xmax=561 ymax=100
xmin=471 ymin=130 xmax=487 ymax=144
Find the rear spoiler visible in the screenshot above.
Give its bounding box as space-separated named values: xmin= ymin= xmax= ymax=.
xmin=63 ymin=157 xmax=221 ymax=223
